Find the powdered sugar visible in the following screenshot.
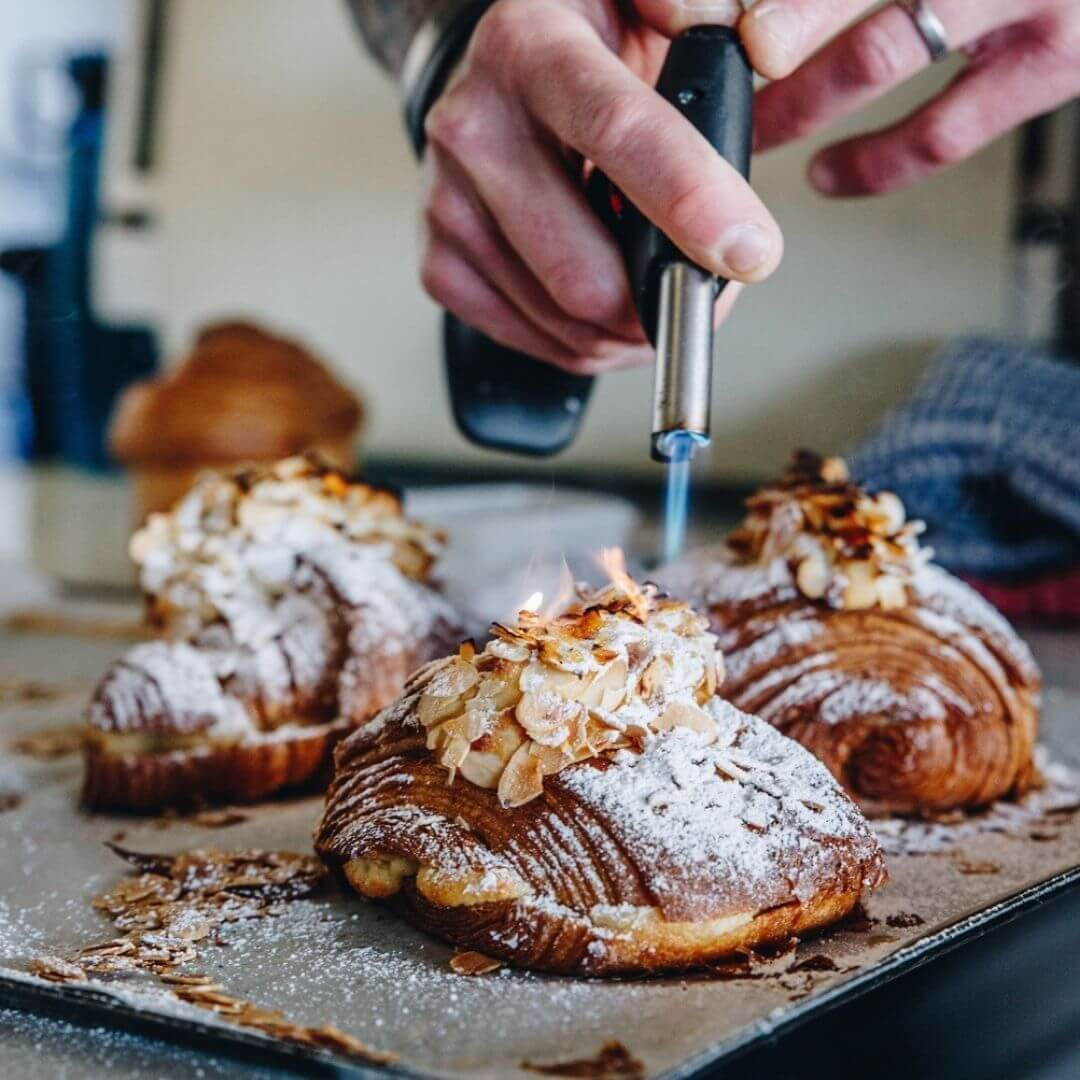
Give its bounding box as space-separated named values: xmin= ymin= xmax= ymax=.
xmin=659 ymin=546 xmax=798 ymax=611
xmin=873 ymin=748 xmax=1080 ymax=855
xmin=912 ymin=566 xmax=1038 ymax=679
xmin=816 ymin=680 xmax=946 ymax=726
xmin=723 ymin=618 xmax=823 ymax=682
xmin=558 ymin=699 xmax=882 ymax=919
xmin=86 ymin=461 xmax=461 ymax=746
xmin=87 ymin=642 xmax=250 ymax=738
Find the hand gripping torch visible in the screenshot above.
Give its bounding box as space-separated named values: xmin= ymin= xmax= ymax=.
xmin=437 ymin=25 xmax=755 ymax=463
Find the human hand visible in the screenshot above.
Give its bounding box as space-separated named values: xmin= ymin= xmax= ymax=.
xmin=420 ymin=0 xmax=781 ymax=375
xmin=745 ymin=0 xmax=1080 ymax=196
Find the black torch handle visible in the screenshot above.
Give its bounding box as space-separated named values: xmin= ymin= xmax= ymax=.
xmin=444 ymin=25 xmax=753 ymax=457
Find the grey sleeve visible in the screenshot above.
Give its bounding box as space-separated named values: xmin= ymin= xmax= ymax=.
xmin=342 ymin=0 xmax=439 ymax=76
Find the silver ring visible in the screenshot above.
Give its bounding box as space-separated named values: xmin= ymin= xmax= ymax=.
xmin=897 ymin=0 xmax=951 ymax=63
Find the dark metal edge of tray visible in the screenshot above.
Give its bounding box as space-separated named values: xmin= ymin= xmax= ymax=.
xmin=4 ymin=867 xmax=1079 ymax=1080
xmin=0 ymin=973 xmax=421 ymax=1080
xmin=664 ymin=864 xmax=1080 ymax=1080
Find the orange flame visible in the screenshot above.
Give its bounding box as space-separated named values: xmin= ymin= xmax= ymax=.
xmin=517 ymin=559 xmax=577 ymax=626
xmin=596 ymin=547 xmax=650 ymax=622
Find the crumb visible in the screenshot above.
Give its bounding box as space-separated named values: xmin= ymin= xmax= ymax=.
xmin=956 ymin=860 xmax=1001 ymax=875
xmin=9 ymin=725 xmax=85 ymax=759
xmin=788 ymin=954 xmax=839 ymax=973
xmin=885 ymin=913 xmax=925 ymax=929
xmin=523 ymin=1041 xmax=644 ymax=1078
xmin=189 ymin=808 xmax=249 ymax=829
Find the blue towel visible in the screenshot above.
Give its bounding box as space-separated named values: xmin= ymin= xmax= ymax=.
xmin=851 ymin=337 xmax=1080 ymax=580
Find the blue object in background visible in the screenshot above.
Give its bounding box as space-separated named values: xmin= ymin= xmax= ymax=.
xmin=0 ymin=52 xmax=157 ymax=468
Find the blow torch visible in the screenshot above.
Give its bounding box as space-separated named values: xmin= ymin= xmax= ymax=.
xmin=409 ymin=19 xmax=755 ymax=559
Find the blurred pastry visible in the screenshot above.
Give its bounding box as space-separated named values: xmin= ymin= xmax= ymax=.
xmin=661 ymin=451 xmax=1041 ymax=817
xmin=83 ymin=456 xmax=463 ymax=811
xmin=109 ymin=320 xmax=363 ymax=519
xmin=316 ymin=574 xmax=885 ymax=975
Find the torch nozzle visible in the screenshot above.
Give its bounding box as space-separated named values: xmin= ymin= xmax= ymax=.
xmin=650 ymin=261 xmax=717 ymax=463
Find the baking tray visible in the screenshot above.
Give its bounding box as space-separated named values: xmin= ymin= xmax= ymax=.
xmin=0 ymin=626 xmax=1078 ymax=1079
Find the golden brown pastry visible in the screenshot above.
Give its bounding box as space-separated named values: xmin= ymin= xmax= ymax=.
xmin=109 ymin=320 xmax=363 ymax=518
xmin=84 ymin=457 xmax=462 ymax=811
xmin=661 ymin=452 xmax=1041 ymax=818
xmin=316 ymin=574 xmax=885 ymax=975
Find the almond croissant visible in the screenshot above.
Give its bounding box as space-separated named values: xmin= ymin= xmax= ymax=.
xmin=84 ymin=457 xmax=462 ymax=811
xmin=316 ymin=580 xmax=885 ymax=975
xmin=661 ymin=452 xmax=1040 ymax=817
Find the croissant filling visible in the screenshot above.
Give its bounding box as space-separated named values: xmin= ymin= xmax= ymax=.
xmin=726 ymin=449 xmax=931 ymax=611
xmin=415 ymin=576 xmax=724 ymax=806
xmin=344 ymin=857 xmax=530 ymax=906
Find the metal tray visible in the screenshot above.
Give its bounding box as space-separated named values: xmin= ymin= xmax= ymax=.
xmin=0 ymin=626 xmax=1077 ymax=1079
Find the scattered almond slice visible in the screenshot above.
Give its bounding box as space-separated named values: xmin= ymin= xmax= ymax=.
xmin=450 ymin=950 xmax=502 ymax=976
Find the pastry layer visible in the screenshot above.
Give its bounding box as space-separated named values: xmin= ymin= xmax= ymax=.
xmin=664 ymin=552 xmax=1040 ymax=816
xmin=82 ymin=721 xmax=348 ymax=812
xmin=317 ymin=686 xmax=886 ymax=975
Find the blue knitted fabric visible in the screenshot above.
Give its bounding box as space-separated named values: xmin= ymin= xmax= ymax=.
xmin=851 ymin=337 xmax=1080 ymax=580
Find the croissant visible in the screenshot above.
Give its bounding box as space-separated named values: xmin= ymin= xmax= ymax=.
xmin=316 ymin=574 xmax=885 ymax=975
xmin=661 ymin=452 xmax=1041 ymax=818
xmin=84 ymin=457 xmax=462 ymax=810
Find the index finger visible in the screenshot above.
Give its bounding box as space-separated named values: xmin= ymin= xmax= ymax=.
xmin=518 ymin=32 xmax=783 ymax=284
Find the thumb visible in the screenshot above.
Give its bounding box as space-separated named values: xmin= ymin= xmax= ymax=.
xmin=632 ymin=0 xmax=743 ymax=37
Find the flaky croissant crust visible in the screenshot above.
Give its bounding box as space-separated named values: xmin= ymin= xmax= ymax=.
xmin=689 ymin=557 xmax=1040 ymax=817
xmin=316 ymin=679 xmax=885 ymax=975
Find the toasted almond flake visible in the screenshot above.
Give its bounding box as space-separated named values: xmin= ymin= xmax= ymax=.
xmin=726 ymin=452 xmax=928 ymax=611
xmin=498 ymin=742 xmax=545 ymax=807
xmin=516 ymin=691 xmax=576 ymax=746
xmin=657 ymin=702 xmax=718 ymax=739
xmin=418 ymin=691 xmax=466 ymax=729
xmin=28 ymin=956 xmax=88 ymax=983
xmin=450 ymin=950 xmax=502 ymax=976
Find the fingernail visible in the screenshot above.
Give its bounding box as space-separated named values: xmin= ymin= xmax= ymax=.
xmin=716 ymin=223 xmax=776 ymax=278
xmin=810 ymin=157 xmax=838 ymax=195
xmin=747 ymin=2 xmax=802 ymax=70
xmin=678 ymin=0 xmax=742 ymax=21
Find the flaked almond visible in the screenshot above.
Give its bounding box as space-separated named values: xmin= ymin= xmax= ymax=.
xmin=438 ymin=733 xmax=472 ymax=773
xmin=529 ymin=742 xmax=573 ymax=776
xmin=426 ymin=656 xmax=479 ymax=698
xmin=441 ymin=708 xmax=492 ymax=745
xmin=418 ymin=691 xmax=467 ymax=730
xmin=841 ymin=560 xmax=877 ymax=610
xmin=796 ymin=552 xmax=829 ymax=599
xmin=516 ymin=691 xmax=578 ymax=746
xmin=875 ymin=574 xmax=908 ymax=611
xmin=579 ymin=660 xmax=629 ymax=708
xmin=450 ymin=950 xmax=502 ymax=976
xmin=520 ymin=659 xmax=583 ymax=700
xmin=656 ymin=701 xmax=718 ymax=740
xmin=459 ymin=720 xmax=524 ymax=789
xmin=497 ymin=742 xmax=545 ymax=807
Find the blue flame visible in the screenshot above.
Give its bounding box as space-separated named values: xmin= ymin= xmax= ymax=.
xmin=660 ymin=431 xmax=705 ymax=565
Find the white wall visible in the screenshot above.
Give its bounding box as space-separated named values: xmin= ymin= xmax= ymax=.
xmin=129 ymin=0 xmax=1015 ymax=481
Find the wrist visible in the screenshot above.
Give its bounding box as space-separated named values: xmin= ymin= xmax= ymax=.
xmin=401 ymin=0 xmax=495 ymax=157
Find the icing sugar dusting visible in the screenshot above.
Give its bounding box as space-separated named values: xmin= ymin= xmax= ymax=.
xmin=874 ymin=748 xmax=1080 ymax=855
xmin=559 ymin=700 xmax=882 ymax=918
xmin=723 ymin=618 xmax=823 ymax=682
xmin=87 ymin=461 xmax=461 ymax=742
xmin=817 ymin=680 xmax=946 ymax=726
